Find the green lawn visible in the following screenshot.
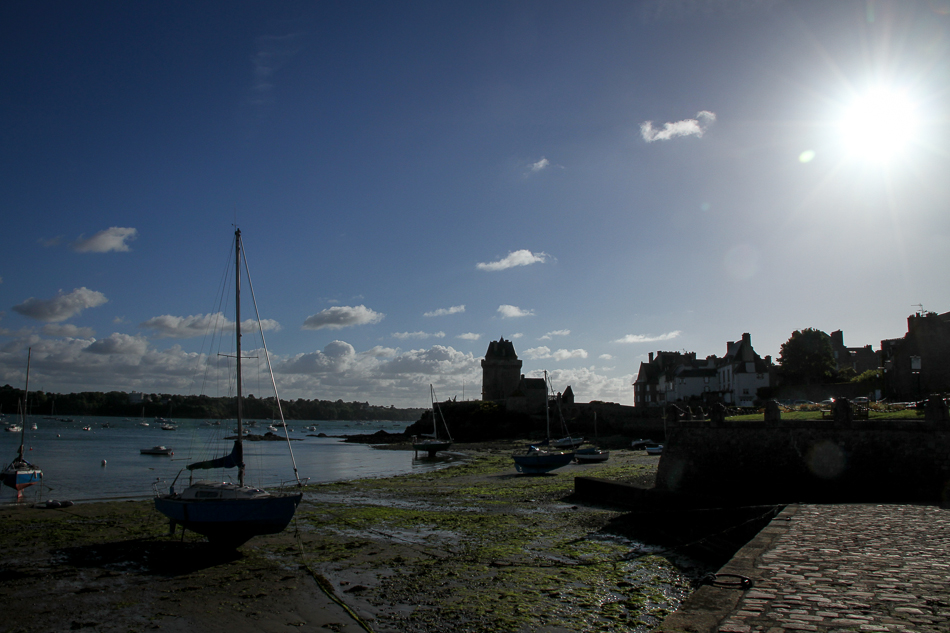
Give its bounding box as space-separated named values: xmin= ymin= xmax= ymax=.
xmin=727 ymin=408 xmax=921 ymax=422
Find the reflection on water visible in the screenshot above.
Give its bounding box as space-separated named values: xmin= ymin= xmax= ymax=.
xmin=0 ymin=416 xmax=448 ymax=504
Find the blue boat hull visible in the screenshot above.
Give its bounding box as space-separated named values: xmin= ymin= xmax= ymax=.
xmin=155 ymin=492 xmax=302 ymax=548
xmin=1 ymin=468 xmax=42 ymax=494
xmin=513 ymin=451 xmax=574 ymax=474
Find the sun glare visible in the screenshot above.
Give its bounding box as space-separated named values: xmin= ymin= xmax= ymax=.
xmin=839 ymin=87 xmax=919 ymax=162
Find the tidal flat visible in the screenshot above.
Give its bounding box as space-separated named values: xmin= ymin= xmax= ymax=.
xmin=0 ymin=441 xmax=705 ymax=633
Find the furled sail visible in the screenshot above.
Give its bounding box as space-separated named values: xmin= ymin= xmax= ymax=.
xmin=186 ymin=441 xmax=243 ymax=471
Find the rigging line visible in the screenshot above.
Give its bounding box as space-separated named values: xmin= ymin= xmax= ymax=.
xmin=239 ymin=235 xmax=302 ymax=486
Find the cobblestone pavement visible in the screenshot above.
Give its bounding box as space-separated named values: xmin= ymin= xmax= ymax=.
xmin=715 ymin=504 xmax=950 ymax=633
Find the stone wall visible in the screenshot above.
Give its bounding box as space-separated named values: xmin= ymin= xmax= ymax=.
xmin=655 ymin=419 xmax=950 ymax=504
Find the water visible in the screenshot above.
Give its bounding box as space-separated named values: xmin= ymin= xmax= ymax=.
xmin=0 ymin=415 xmax=450 ymax=504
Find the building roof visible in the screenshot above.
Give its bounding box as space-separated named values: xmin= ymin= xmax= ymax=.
xmin=484 ymin=338 xmax=519 ymax=360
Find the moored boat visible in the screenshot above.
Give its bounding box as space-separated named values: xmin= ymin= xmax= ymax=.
xmin=153 ymin=228 xmax=304 ymax=548
xmin=512 ymin=371 xmax=575 ymax=474
xmin=141 ymin=446 xmax=174 ymax=455
xmin=1 ymin=349 xmax=42 ymax=499
xmin=412 ymin=385 xmax=453 ymax=458
xmin=574 ymin=447 xmax=610 ymax=463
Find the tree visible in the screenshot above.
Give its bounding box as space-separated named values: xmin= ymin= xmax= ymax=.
xmin=778 ymin=328 xmax=837 ymax=385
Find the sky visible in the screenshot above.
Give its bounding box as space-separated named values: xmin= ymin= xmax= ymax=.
xmin=1 ymin=0 xmax=949 ymax=408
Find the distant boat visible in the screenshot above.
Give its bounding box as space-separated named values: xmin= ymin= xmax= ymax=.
xmin=160 ymin=423 xmax=177 ymax=431
xmin=412 ymin=385 xmax=453 ymax=458
xmin=141 ymin=446 xmax=174 ymax=456
xmin=574 ymin=447 xmax=609 ymax=463
xmin=513 ymin=371 xmax=575 ymax=474
xmin=154 ymin=228 xmax=303 ymax=548
xmin=4 ymin=424 xmax=21 ymax=433
xmin=1 ymin=349 xmax=42 ymax=499
xmin=551 ymin=436 xmax=584 ymax=449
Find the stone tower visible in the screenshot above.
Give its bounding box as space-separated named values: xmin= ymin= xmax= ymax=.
xmin=481 ymin=337 xmax=523 ymax=401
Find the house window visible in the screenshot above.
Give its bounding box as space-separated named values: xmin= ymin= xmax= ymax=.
xmin=743 ymin=388 xmax=749 ymax=395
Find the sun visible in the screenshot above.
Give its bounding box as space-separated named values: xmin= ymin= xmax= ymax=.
xmin=838 ymin=87 xmax=919 ymax=162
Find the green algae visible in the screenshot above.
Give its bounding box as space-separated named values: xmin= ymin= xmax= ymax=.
xmin=288 ymin=448 xmax=696 ymax=633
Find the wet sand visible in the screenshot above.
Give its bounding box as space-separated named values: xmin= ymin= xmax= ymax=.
xmin=0 ymin=441 xmax=675 ymax=633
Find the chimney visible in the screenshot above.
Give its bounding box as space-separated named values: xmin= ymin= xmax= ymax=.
xmin=648 ymin=352 xmax=654 ymax=363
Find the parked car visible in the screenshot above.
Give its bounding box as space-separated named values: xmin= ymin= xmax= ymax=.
xmin=853 ymin=397 xmax=870 ymax=405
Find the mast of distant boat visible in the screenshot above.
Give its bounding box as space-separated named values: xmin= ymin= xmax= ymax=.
xmin=235 ymin=229 xmax=246 ymax=488
xmin=544 ymin=370 xmax=550 ymax=442
xmin=15 ymin=348 xmax=32 ymax=463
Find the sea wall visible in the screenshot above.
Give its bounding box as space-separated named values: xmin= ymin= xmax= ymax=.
xmin=654 ymin=419 xmax=950 ymax=504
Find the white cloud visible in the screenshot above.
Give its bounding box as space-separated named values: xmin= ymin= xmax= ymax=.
xmin=539 ymin=329 xmax=570 ymax=341
xmin=553 ymin=348 xmax=588 ymax=361
xmin=0 ymin=331 xmax=625 ymax=408
xmin=72 ymin=227 xmax=138 ymax=253
xmin=530 ymin=157 xmax=549 ymax=173
xmin=379 ymin=345 xmax=480 ymax=376
xmin=477 ymin=250 xmax=551 ymax=272
xmin=85 ymin=333 xmax=150 ymax=356
xmin=497 ymin=305 xmax=535 ymax=318
xmin=12 ymin=287 xmax=108 ymax=322
xmin=523 ymin=346 xmax=588 ymax=361
xmin=511 ymin=333 xmax=523 ymax=339
xmin=599 ymin=354 xmax=614 ymax=360
xmin=523 ymin=346 xmax=552 ymax=360
xmin=140 ymin=313 xmax=280 ymax=339
xmin=456 ymin=332 xmax=482 ymax=341
xmin=42 ymin=323 xmax=95 ymax=338
xmin=423 ymin=305 xmax=465 ymax=317
xmin=614 ymin=331 xmax=682 ymax=344
xmin=641 ymin=111 xmax=716 ymax=142
xmin=302 ymin=305 xmax=384 ymax=330
xmin=392 ymin=331 xmax=446 ymax=340
xmin=249 ymin=33 xmax=302 ymax=107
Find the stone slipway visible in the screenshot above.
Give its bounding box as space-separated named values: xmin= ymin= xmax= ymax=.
xmin=656 ymin=503 xmax=950 ymax=632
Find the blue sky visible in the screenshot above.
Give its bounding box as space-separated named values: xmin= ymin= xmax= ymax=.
xmin=1 ymin=1 xmax=948 ymax=408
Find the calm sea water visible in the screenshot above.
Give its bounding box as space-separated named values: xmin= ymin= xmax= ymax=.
xmin=0 ymin=415 xmax=451 ymax=504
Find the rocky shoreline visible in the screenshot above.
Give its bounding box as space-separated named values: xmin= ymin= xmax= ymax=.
xmin=0 ymin=441 xmax=706 ymax=633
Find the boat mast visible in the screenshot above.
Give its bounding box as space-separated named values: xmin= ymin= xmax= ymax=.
xmin=17 ymin=348 xmax=31 ymax=461
xmin=235 ymin=229 xmax=245 ymax=487
xmin=544 ymin=370 xmax=550 ymax=441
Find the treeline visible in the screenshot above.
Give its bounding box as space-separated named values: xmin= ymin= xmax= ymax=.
xmin=0 ymin=385 xmax=424 ymax=422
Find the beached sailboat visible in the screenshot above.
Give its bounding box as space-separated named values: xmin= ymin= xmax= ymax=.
xmin=154 ymin=228 xmax=304 ymax=548
xmin=412 ymin=385 xmax=453 ymax=457
xmin=512 ymin=371 xmax=575 ymax=474
xmin=1 ymin=349 xmax=42 ymax=499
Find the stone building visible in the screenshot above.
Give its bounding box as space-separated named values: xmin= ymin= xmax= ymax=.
xmin=633 ymin=333 xmax=772 ymax=409
xmin=830 ymin=330 xmax=880 ymax=376
xmin=480 ymin=338 xmax=522 ymax=401
xmin=881 ymin=310 xmax=950 ymax=400
xmin=480 ymin=338 xmax=575 ymax=415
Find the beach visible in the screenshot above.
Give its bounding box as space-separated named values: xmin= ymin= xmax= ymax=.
xmin=0 ymin=441 xmax=690 ymax=633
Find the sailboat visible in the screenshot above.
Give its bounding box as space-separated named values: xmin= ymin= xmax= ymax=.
xmin=2 ymin=348 xmax=43 ymax=499
xmin=412 ymin=385 xmax=453 ymax=457
xmin=154 ymin=228 xmax=304 ymax=548
xmin=512 ymin=371 xmax=575 ymax=474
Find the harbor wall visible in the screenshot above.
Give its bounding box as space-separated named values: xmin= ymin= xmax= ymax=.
xmin=654 ymin=419 xmax=950 ymax=504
